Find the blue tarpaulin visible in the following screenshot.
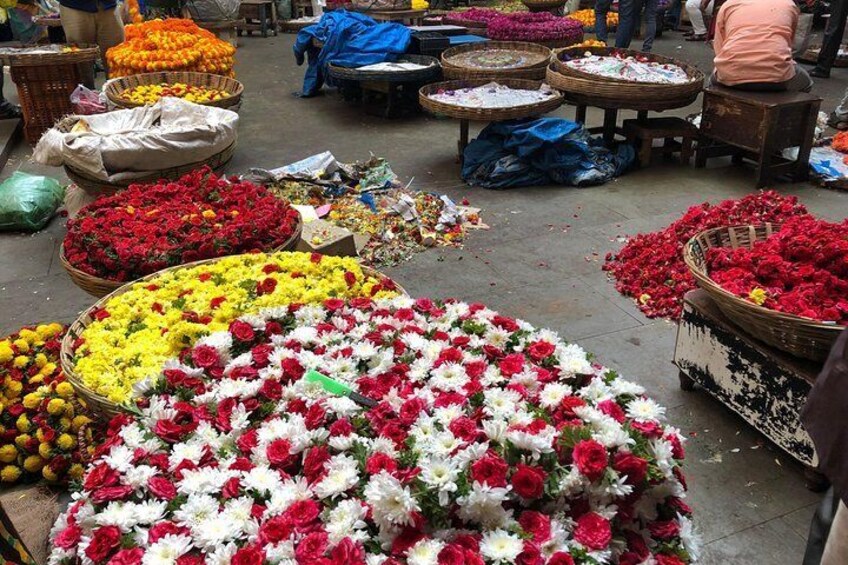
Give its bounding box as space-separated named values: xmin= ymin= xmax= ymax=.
xmin=293 ymin=11 xmax=412 ymax=97
xmin=461 ymin=118 xmax=635 ymax=189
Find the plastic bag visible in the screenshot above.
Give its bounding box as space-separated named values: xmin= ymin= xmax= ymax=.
xmin=0 ymin=172 xmax=64 ymax=231
xmin=70 ymin=84 xmax=108 ymax=115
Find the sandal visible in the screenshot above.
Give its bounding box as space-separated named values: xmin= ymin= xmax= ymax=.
xmin=0 ymin=101 xmax=21 ymax=120
xmin=685 ymin=34 xmax=706 ymax=41
xmin=827 ymin=115 xmax=848 ymax=131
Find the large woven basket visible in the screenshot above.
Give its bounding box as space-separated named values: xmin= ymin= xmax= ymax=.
xmin=59 ymin=213 xmax=303 ymax=298
xmin=441 ymin=41 xmax=551 ymax=81
xmin=59 ymin=258 xmax=407 ymax=420
xmin=683 ymin=224 xmax=845 ymax=362
xmin=327 ymin=55 xmax=442 ymax=83
xmin=103 ymin=72 xmax=244 ymax=110
xmin=0 ymin=44 xmax=99 ymax=66
xmin=419 ymin=78 xmax=563 ymax=121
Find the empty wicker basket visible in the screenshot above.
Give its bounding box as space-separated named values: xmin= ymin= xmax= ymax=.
xmin=683 ymin=223 xmax=845 ymax=362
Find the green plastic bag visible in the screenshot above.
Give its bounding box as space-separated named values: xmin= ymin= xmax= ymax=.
xmin=0 ymin=172 xmax=64 ymax=231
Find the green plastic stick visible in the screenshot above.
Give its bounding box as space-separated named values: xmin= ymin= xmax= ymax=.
xmin=304 ymin=369 xmax=377 ymax=408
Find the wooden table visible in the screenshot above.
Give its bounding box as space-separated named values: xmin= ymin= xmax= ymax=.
xmin=696 ymin=86 xmax=822 ymax=187
xmin=196 ymin=19 xmax=244 ymax=47
xmin=364 ymin=9 xmax=428 ymax=25
xmin=238 ymin=0 xmax=278 ymax=37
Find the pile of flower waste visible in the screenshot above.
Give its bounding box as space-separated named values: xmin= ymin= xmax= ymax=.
xmin=603 ymin=192 xmax=811 ymax=320
xmin=264 ymin=155 xmax=483 ymax=267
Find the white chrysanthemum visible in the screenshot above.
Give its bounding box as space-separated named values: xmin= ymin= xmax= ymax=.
xmin=193 ymin=515 xmax=236 ymax=549
xmin=480 ymin=365 xmax=506 ymax=387
xmin=314 ymin=454 xmax=360 ymax=499
xmin=221 ymin=496 xmax=256 ymax=534
xmin=626 ymin=398 xmax=666 ymax=422
xmin=559 ymin=466 xmax=586 ymax=497
xmin=578 ymin=378 xmax=614 ymax=403
xmin=94 ymin=502 xmax=137 ymax=531
xmin=406 ymin=539 xmax=445 ymax=565
xmin=539 ymin=382 xmax=571 ymax=409
xmin=483 ymin=388 xmax=522 ymax=418
xmin=124 ymin=464 xmax=158 ymax=489
xmin=480 ymin=530 xmax=523 ymax=563
xmin=103 ymin=444 xmax=134 ymax=473
xmin=368 ymin=436 xmax=399 ymax=457
xmin=172 ymin=494 xmax=219 ymax=524
xmin=557 ymin=344 xmax=592 ymax=375
xmin=364 ymin=471 xmax=421 ymax=528
xmin=482 ymin=419 xmax=507 ymax=443
xmin=168 ymin=442 xmax=205 ymax=469
xmin=428 ymin=431 xmax=463 ymax=458
xmin=678 ymin=513 xmax=701 ymax=561
xmin=326 ymin=499 xmax=369 ymax=544
xmin=142 ymin=534 xmax=193 ymax=565
xmin=603 ymin=473 xmax=634 ymax=498
xmin=242 ymin=466 xmax=283 ymax=496
xmin=483 ymin=327 xmax=511 ymax=348
xmin=592 ymin=421 xmax=636 ymax=449
xmin=265 ymin=540 xmax=296 ymax=564
xmin=609 ymin=377 xmax=645 ymax=397
xmin=294 ymin=304 xmax=328 ymax=325
xmin=178 ymin=467 xmax=236 ymax=496
xmin=204 ymin=542 xmax=238 ymax=565
xmin=456 ymin=483 xmax=512 ymax=528
xmin=506 ymin=424 xmax=556 ymax=456
xmin=119 ymin=422 xmax=163 ymax=452
xmin=328 ymin=433 xmax=358 ymax=451
xmin=366 ymin=554 xmax=388 ymax=565
xmin=324 ymin=395 xmax=361 ymax=417
xmin=650 ymin=438 xmax=675 ymax=478
xmin=195 ymin=331 xmax=233 ymax=356
xmin=432 ymin=404 xmax=464 ymax=426
xmin=266 ymin=477 xmax=312 ymax=516
xmin=420 ymin=457 xmax=460 ymax=505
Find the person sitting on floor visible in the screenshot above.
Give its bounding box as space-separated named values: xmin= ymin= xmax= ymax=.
xmin=711 ymin=0 xmax=812 ymax=92
xmin=684 ymin=0 xmax=713 ymax=41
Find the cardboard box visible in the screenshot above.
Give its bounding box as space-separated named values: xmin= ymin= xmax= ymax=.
xmin=295 ymin=219 xmax=358 ymax=257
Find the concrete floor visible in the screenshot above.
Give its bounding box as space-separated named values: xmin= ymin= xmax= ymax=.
xmin=2 ymin=26 xmax=848 ymax=563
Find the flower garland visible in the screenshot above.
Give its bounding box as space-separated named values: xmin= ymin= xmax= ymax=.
xmin=64 ymin=168 xmax=301 ymax=282
xmin=707 ymin=217 xmax=848 ymax=324
xmin=126 ymin=0 xmax=143 ymax=24
xmin=567 ymin=9 xmax=619 ymax=30
xmin=481 ymin=12 xmax=584 ymax=43
xmin=106 ymin=18 xmax=236 ymax=77
xmin=50 ymin=298 xmax=696 ymax=565
xmin=0 ymin=324 xmax=94 ymax=485
xmin=71 ymin=252 xmax=400 ymax=405
xmin=832 ymin=130 xmax=848 ymax=154
xmin=603 ymin=192 xmax=810 ymax=320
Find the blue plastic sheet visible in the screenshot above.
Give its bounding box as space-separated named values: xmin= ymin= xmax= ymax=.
xmin=461 ymin=118 xmax=635 ymax=189
xmin=293 ymin=11 xmax=412 ymax=97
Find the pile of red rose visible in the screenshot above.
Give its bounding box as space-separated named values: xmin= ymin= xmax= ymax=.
xmin=63 ymin=166 xmax=301 ymax=282
xmin=603 ymin=191 xmax=810 ymax=320
xmin=707 ymin=216 xmax=848 ymax=324
xmin=448 ymin=8 xmax=583 ymax=43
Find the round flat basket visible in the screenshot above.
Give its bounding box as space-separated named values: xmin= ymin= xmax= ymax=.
xmin=59 ymin=257 xmax=408 ymax=421
xmin=441 ymin=41 xmax=551 ymax=81
xmin=545 ymin=64 xmax=701 ymax=111
xmin=683 ymin=224 xmax=845 ymax=362
xmin=103 ymin=71 xmax=244 ymax=109
xmin=419 ymin=78 xmax=563 ymax=121
xmin=59 ymin=214 xmax=303 ymax=298
xmin=0 ymin=44 xmax=99 ymax=66
xmin=327 ymin=55 xmax=442 ymax=83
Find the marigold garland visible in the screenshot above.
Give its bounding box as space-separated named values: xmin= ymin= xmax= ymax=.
xmin=126 ymin=0 xmax=142 ymax=24
xmin=71 ymin=251 xmax=401 ymax=405
xmin=832 ymin=130 xmax=848 ymax=153
xmin=106 ymin=18 xmax=236 ymax=77
xmin=0 ymin=324 xmax=94 ymax=486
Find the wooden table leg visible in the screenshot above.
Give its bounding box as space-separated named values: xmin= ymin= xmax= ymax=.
xmin=458 ymin=119 xmax=469 ymax=163
xmin=637 ymin=110 xmax=648 ymax=123
xmin=794 ymin=102 xmax=821 ymax=181
xmin=575 ymin=105 xmax=586 ymax=124
xmin=259 ymin=4 xmax=268 ymax=37
xmin=602 ymin=108 xmax=617 ymax=146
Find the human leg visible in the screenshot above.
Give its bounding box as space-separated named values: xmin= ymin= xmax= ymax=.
xmin=812 ymin=0 xmax=848 ymax=77
xmin=94 ymin=7 xmax=125 ymax=79
xmin=830 ymin=89 xmax=848 ymax=128
xmin=615 ymin=0 xmax=643 ymax=49
xmin=822 ymin=501 xmax=848 ymax=565
xmin=59 ymin=5 xmax=97 ymax=88
xmin=642 ymin=0 xmax=658 ymax=51
xmin=786 ymin=65 xmax=814 ymax=93
xmin=594 ymin=0 xmax=611 ymax=43
xmin=685 ymin=0 xmax=709 ymax=36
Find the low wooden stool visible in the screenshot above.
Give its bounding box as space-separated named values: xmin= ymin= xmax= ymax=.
xmin=696 ymin=86 xmax=822 ymax=187
xmin=623 ymin=116 xmax=696 ymax=166
xmin=238 ymin=0 xmax=278 ymax=37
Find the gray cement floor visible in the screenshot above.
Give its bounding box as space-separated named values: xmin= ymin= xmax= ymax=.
xmin=2 ymin=27 xmax=848 ymax=563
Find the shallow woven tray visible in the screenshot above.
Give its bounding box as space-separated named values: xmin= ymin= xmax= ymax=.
xmin=419 ymin=78 xmax=563 ymax=121
xmin=328 ymin=55 xmax=442 ymax=82
xmin=441 ymin=41 xmax=551 ymax=81
xmin=64 ymin=142 xmax=236 ymax=197
xmin=684 ymin=224 xmax=845 ymax=362
xmin=797 ymin=45 xmax=848 ymax=67
xmin=59 ymin=258 xmax=407 ymax=420
xmin=0 ymin=44 xmax=99 ymax=66
xmin=59 ymin=214 xmax=303 ymax=298
xmin=545 ymin=64 xmax=701 ymax=111
xmin=104 ymin=72 xmax=244 ymax=110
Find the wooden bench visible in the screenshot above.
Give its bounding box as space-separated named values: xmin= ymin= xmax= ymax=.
xmin=695 ymin=86 xmax=822 ymax=187
xmin=623 ymin=116 xmax=697 ymax=166
xmin=238 ymin=0 xmax=278 ymax=37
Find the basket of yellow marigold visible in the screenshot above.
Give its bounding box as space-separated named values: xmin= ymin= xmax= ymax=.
xmin=0 ymin=324 xmax=96 ymax=486
xmin=104 ymin=71 xmax=243 ymax=110
xmin=106 ymin=18 xmax=236 ymax=78
xmin=60 ymin=251 xmax=406 ymax=420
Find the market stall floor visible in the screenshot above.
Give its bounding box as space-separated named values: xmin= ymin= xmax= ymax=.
xmin=2 ymin=30 xmax=848 ymax=564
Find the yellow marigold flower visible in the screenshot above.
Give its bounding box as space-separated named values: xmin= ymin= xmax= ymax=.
xmin=36 ymin=324 xmax=62 ymax=340
xmin=16 ymin=415 xmax=30 ymax=433
xmin=38 ymin=442 xmax=52 ymax=459
xmin=64 ymin=404 xmax=75 ymax=419
xmin=12 ymin=339 xmax=29 ymax=353
xmin=28 ymin=375 xmax=43 ymax=385
xmin=69 ymin=463 xmax=84 ymax=481
xmin=0 ymin=465 xmax=21 ymax=482
xmin=749 ymin=287 xmax=768 ymax=306
xmin=35 ymin=428 xmax=45 ymax=442
xmin=42 ymin=465 xmax=59 ymax=482
xmin=56 ymin=434 xmax=75 ymax=451
xmin=39 ymin=362 xmax=57 ymax=376
xmin=56 ymin=382 xmax=75 ymax=398
xmin=33 ymin=353 xmax=48 ymax=368
xmin=18 ymin=330 xmax=37 ymax=345
xmin=0 ymin=341 xmax=13 ymax=363
xmin=22 ymin=455 xmax=44 ymax=473
xmin=14 ymin=434 xmax=30 ymax=449
xmin=22 ymin=393 xmax=41 ymax=410
xmin=46 ymin=398 xmax=66 ymax=416
xmin=201 ymin=209 xmax=216 ymax=219
xmin=58 ymin=418 xmax=71 ymax=431
xmin=5 ymin=380 xmax=22 ymax=398
xmin=71 ymin=415 xmax=91 ymax=432
xmin=0 ymin=445 xmax=17 ymax=463
xmin=12 ymin=356 xmax=28 ymax=369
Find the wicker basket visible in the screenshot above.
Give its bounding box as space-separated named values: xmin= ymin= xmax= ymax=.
xmin=0 ymin=44 xmax=99 ymax=66
xmin=59 ymin=214 xmax=303 ymax=298
xmin=103 ymin=72 xmax=244 ymax=110
xmin=683 ymin=224 xmax=845 ymax=362
xmin=328 ymin=55 xmax=442 ymax=83
xmin=419 ymin=78 xmax=563 ymax=121
xmin=441 ymin=41 xmax=551 ymax=81
xmin=545 ymin=64 xmax=702 ymax=111
xmin=60 ymin=258 xmax=407 ymax=420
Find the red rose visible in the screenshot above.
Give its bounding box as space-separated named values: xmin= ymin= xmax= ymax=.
xmin=654 ymin=555 xmax=686 ymax=565
xmin=329 ymin=538 xmax=365 ymax=565
xmin=221 ymin=476 xmax=241 ymax=499
xmin=256 ymin=277 xmax=277 ymax=295
xmin=437 ymin=544 xmax=465 ymax=565
xmin=54 ymin=523 xmax=82 ymax=550
xmin=526 ymin=341 xmax=555 ymax=361
xmin=470 ymin=453 xmax=509 ymax=487
xmin=229 ymin=320 xmax=255 ymax=342
xmin=573 ymin=513 xmax=612 ymax=550
xmin=148 ymin=522 xmax=189 ymax=544
xmin=613 ymin=452 xmax=648 ymax=486
xmin=572 ymin=440 xmax=608 ymax=482
xmin=295 ymin=531 xmax=329 ymax=562
xmin=84 ymin=525 xmax=122 ymax=562
xmin=344 ymin=271 xmax=357 ymax=288
xmin=107 ymin=548 xmax=144 ymax=565
xmin=499 ymin=353 xmax=525 ymax=377
xmin=266 ymin=438 xmax=295 ymax=468
xmin=366 ymin=452 xmax=398 ymax=476
xmin=548 ymin=552 xmax=575 ymax=565
xmin=559 ymin=396 xmax=586 ymax=418
xmin=84 ymin=463 xmax=119 ymax=490
xmin=176 ymin=555 xmax=204 ymax=565
xmin=518 ymin=511 xmax=551 ymax=542
xmin=231 ymin=544 xmax=265 ymax=565
xmin=237 ymin=428 xmax=259 ymax=453
xmin=191 ymin=345 xmax=219 ymax=369
xmin=596 ymin=399 xmax=626 ymax=423
xmin=91 ymin=485 xmax=134 ymax=504
xmin=648 ymin=520 xmax=681 ymax=540
xmin=286 ymin=499 xmax=321 ymax=527
xmin=147 ymin=476 xmax=177 ymax=500
xmin=448 ymin=416 xmax=479 ymax=442
xmin=154 ymin=419 xmax=191 ymax=443
xmin=631 ymin=420 xmax=663 ymax=438
xmin=399 ymin=397 xmax=427 ymax=426
xmin=517 ymin=541 xmax=543 ymax=565
xmin=510 ymin=464 xmax=546 ymax=499
xmin=259 ymin=514 xmax=294 ymax=544
xmin=303 ymin=446 xmax=331 ymax=483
